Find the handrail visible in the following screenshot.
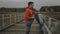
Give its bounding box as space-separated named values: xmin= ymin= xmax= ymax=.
xmin=0 ymin=14 xmax=23 ymax=31
xmin=41 ymin=14 xmax=60 ymax=22
xmin=39 ymin=14 xmax=60 ymax=34
xmin=0 ymin=14 xmax=60 ymax=34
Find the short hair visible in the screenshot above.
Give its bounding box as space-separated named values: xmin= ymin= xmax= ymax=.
xmin=28 ymin=2 xmax=34 ymax=6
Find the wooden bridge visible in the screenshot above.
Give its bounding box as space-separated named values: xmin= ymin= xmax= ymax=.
xmin=0 ymin=14 xmax=60 ymax=34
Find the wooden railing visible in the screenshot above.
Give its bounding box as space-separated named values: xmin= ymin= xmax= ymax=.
xmin=0 ymin=14 xmax=23 ymax=31
xmin=0 ymin=14 xmax=60 ymax=34
xmin=39 ymin=14 xmax=60 ymax=34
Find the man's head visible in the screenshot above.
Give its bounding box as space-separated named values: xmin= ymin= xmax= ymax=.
xmin=28 ymin=2 xmax=34 ymax=8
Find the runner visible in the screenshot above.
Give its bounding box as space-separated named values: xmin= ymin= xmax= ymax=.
xmin=24 ymin=2 xmax=35 ymax=34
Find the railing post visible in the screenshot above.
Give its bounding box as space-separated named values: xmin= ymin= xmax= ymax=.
xmin=15 ymin=14 xmax=16 ymax=24
xmin=2 ymin=14 xmax=5 ymax=29
xmin=42 ymin=26 xmax=46 ymax=34
xmin=48 ymin=18 xmax=52 ymax=28
xmin=10 ymin=14 xmax=11 ymax=25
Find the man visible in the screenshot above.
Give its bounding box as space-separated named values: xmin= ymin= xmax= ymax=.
xmin=24 ymin=1 xmax=44 ymax=34
xmin=24 ymin=2 xmax=35 ymax=34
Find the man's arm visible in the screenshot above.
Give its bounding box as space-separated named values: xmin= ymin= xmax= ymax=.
xmin=34 ymin=11 xmax=40 ymax=14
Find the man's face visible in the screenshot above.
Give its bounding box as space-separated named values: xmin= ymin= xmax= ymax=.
xmin=30 ymin=3 xmax=34 ymax=8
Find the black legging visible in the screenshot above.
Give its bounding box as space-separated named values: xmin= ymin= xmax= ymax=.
xmin=34 ymin=14 xmax=44 ymax=29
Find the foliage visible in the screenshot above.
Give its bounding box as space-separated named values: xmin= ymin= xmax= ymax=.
xmin=0 ymin=8 xmax=25 ymax=12
xmin=40 ymin=6 xmax=60 ymax=12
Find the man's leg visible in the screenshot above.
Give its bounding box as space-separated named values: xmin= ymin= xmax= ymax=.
xmin=35 ymin=14 xmax=44 ymax=34
xmin=26 ymin=20 xmax=34 ymax=34
xmin=35 ymin=14 xmax=41 ymax=25
xmin=34 ymin=14 xmax=44 ymax=29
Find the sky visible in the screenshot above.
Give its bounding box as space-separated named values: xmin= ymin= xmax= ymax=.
xmin=0 ymin=0 xmax=60 ymax=10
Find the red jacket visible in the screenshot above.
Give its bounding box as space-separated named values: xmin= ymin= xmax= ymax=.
xmin=24 ymin=6 xmax=35 ymax=21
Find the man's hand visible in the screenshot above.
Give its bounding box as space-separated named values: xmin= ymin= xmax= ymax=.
xmin=23 ymin=20 xmax=27 ymax=24
xmin=30 ymin=16 xmax=35 ymax=19
xmin=34 ymin=10 xmax=40 ymax=14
